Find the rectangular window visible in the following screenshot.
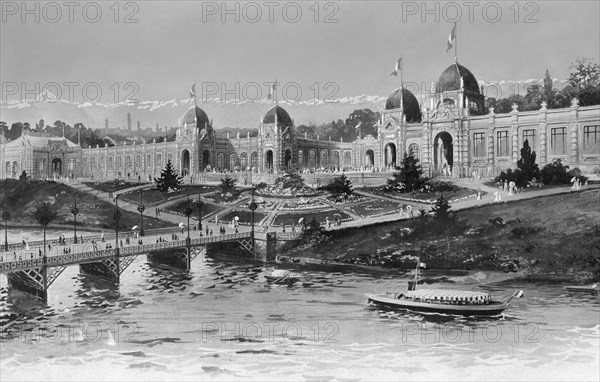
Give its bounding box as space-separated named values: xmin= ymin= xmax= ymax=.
xmin=167 ymin=153 xmax=173 ymax=163
xmin=135 ymin=155 xmax=141 ymax=168
xmin=117 ymin=156 xmax=122 ymax=168
xmin=583 ymin=125 xmax=600 ymax=154
xmin=496 ymin=131 xmax=510 ymax=157
xmin=156 ymin=154 xmax=162 ymax=167
xmin=146 ymin=154 xmax=152 ymax=167
xmin=550 ymin=127 xmax=567 ymax=155
xmin=473 ymin=132 xmax=486 ymax=158
xmin=523 ymin=129 xmax=536 ymax=149
xmin=108 ymin=156 xmax=114 ymax=169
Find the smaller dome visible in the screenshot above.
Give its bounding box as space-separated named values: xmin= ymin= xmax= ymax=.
xmin=181 ymin=106 xmax=210 ymax=127
xmin=263 ymin=105 xmax=292 ymax=126
xmin=436 ymin=63 xmax=481 ymax=95
xmin=385 ymin=88 xmax=422 ymax=123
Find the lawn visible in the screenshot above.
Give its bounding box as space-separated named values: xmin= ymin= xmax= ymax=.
xmin=346 ymin=199 xmax=410 ymax=218
xmin=83 ymin=181 xmax=143 ymax=193
xmin=119 ymin=185 xmax=217 ymax=206
xmin=271 ymin=209 xmax=353 ymax=227
xmin=164 ymin=200 xmax=225 ymax=220
xmin=0 ymin=179 xmax=173 ymax=230
xmin=218 ymin=209 xmax=269 ymax=226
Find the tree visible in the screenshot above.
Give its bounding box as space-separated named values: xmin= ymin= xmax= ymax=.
xmin=387 ymin=152 xmax=425 ymax=192
xmin=34 ymin=202 xmax=57 ymax=256
xmin=321 ymin=174 xmax=353 ymax=196
xmin=540 ymin=159 xmax=571 ymax=185
xmin=154 ymin=160 xmax=183 ymax=191
xmin=567 ymin=58 xmax=600 ymax=107
xmin=19 ymin=170 xmax=27 ymax=181
xmin=219 ymin=176 xmax=237 ymax=195
xmin=516 ymin=139 xmax=540 ymax=183
xmin=430 ymin=195 xmax=455 ymax=264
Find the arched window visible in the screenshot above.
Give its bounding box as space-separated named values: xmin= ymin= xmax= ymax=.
xmin=320 ymin=150 xmax=328 ymax=168
xmin=229 ymin=153 xmax=237 ymax=170
xmin=344 ymin=151 xmax=352 ymax=167
xmin=308 ymin=150 xmax=317 ymax=168
xmin=409 ymin=143 xmax=420 ymax=160
xmin=332 ymin=151 xmax=340 ymax=168
xmin=240 ymin=153 xmax=248 ymax=169
xmin=217 ymin=152 xmax=225 ymax=170
xmin=250 ymin=152 xmax=258 ymax=169
xmin=298 ymin=150 xmax=304 ymax=167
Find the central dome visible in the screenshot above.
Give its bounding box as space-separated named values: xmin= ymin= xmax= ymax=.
xmin=385 ymin=88 xmax=422 ymax=123
xmin=263 ymin=105 xmax=292 ymax=126
xmin=181 ymin=106 xmax=210 ymax=127
xmin=436 ymin=63 xmax=481 ymax=95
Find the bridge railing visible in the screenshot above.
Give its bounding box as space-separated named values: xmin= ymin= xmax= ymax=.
xmin=1 ymin=232 xmax=253 ymax=272
xmin=3 ymin=226 xmax=185 ymax=252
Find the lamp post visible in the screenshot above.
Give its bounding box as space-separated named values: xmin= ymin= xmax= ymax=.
xmin=2 ymin=211 xmax=9 ymax=251
xmin=137 ymin=189 xmax=145 ymax=236
xmin=114 ymin=195 xmax=121 ymax=255
xmin=249 ymin=189 xmax=258 ymax=253
xmin=185 ymin=194 xmax=193 ymax=243
xmin=71 ymin=197 xmax=79 ymax=244
xmin=194 ymin=195 xmax=203 ymax=232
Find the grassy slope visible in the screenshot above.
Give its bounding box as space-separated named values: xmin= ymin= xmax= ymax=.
xmin=288 ymin=190 xmax=600 ymax=280
xmin=0 ymin=179 xmax=172 ymax=230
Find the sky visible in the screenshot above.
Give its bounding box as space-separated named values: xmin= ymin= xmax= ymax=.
xmin=1 ymin=0 xmax=599 ymax=130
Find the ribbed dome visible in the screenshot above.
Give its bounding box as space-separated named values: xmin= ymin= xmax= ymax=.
xmin=436 ymin=63 xmax=481 ymax=95
xmin=385 ymin=88 xmax=422 ymax=123
xmin=181 ymin=106 xmax=210 ymax=127
xmin=263 ymin=105 xmax=292 ymax=126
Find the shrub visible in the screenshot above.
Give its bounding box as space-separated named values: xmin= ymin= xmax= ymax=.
xmin=540 ymin=159 xmax=571 ymax=185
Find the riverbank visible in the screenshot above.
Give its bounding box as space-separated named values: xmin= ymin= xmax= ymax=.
xmin=281 ymin=189 xmax=600 ymax=283
xmin=0 ymin=179 xmax=172 ymax=230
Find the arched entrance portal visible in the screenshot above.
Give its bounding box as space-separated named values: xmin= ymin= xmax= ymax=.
xmin=202 ymin=150 xmax=210 ymax=171
xmin=433 ymin=132 xmax=453 ymax=174
xmin=365 ymin=149 xmax=374 ymax=168
xmin=384 ymin=143 xmax=397 ymax=168
xmin=265 ymin=150 xmax=273 ymax=171
xmin=51 ymin=158 xmax=62 ymax=176
xmin=181 ymin=150 xmax=190 ymax=176
xmin=284 ymin=149 xmax=292 ymax=168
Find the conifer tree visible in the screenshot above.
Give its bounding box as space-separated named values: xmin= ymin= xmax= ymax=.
xmin=154 ymin=160 xmax=183 ymax=192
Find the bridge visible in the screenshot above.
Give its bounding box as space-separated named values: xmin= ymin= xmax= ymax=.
xmin=0 ymin=230 xmax=302 ymax=300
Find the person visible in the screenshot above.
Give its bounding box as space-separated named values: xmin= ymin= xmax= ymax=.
xmin=210 ymin=229 xmax=213 ymax=236
xmin=406 ymin=205 xmax=413 ymax=217
xmin=101 ymin=231 xmax=105 ymax=242
xmin=206 ymin=227 xmax=209 ymax=236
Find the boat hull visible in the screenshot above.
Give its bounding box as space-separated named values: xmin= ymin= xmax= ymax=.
xmin=564 ymin=285 xmax=599 ymax=294
xmin=366 ymin=294 xmax=509 ymax=316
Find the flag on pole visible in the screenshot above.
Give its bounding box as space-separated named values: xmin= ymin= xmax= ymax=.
xmin=267 ymin=81 xmax=277 ymax=100
xmin=390 ymin=57 xmax=402 ymax=76
xmin=446 ymin=23 xmax=456 ymax=52
xmin=190 ymin=83 xmax=196 ymax=98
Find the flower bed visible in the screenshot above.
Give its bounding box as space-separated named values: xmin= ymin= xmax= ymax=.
xmin=271 ymin=209 xmax=352 ymax=227
xmin=325 ymin=194 xmax=367 ymax=205
xmin=366 ymin=186 xmax=480 ymax=204
xmin=279 ymin=198 xmax=329 ymax=211
xmin=238 ymin=199 xmax=277 ymax=210
xmin=347 ymin=199 xmax=408 ymax=218
xmin=218 ymin=209 xmax=268 ymax=226
xmin=255 ymin=185 xmax=320 ymax=198
xmin=204 ymin=192 xmax=244 ymax=205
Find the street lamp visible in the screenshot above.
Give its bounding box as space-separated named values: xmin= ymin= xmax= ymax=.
xmin=114 ymin=195 xmax=122 ymax=255
xmin=2 ymin=211 xmax=9 ymax=251
xmin=184 ymin=195 xmax=193 ymax=244
xmin=249 ymin=189 xmax=258 ymax=237
xmin=71 ymin=197 xmax=79 ymax=244
xmin=137 ymin=189 xmax=145 ymax=236
xmin=194 ymin=195 xmax=203 ymax=232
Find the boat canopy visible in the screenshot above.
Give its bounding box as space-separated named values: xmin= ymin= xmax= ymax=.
xmin=405 ymin=289 xmax=491 ymax=303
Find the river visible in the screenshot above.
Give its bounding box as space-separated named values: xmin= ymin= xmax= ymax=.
xmin=0 ymin=234 xmax=598 ymax=381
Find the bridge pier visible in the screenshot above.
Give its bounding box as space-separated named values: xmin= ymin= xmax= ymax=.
xmin=7 ymin=267 xmax=48 ymax=300
xmin=80 ymin=257 xmax=120 ymax=282
xmin=147 ymin=248 xmax=191 ymax=270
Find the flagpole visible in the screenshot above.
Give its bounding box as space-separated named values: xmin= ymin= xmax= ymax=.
xmin=400 ymin=57 xmax=403 ymax=113
xmin=454 ymin=22 xmax=458 ymax=63
xmin=194 ymin=81 xmax=197 ymax=107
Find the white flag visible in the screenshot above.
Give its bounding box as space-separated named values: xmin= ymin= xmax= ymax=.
xmin=390 ymin=57 xmax=402 ymax=76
